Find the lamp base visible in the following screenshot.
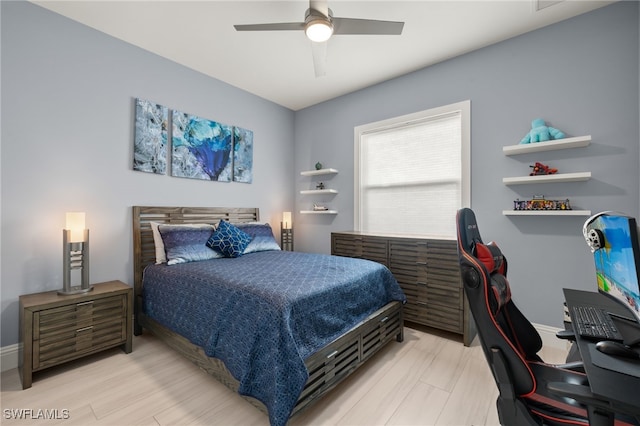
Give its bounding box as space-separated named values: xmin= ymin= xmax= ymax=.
xmin=58 ymin=285 xmax=94 ymax=296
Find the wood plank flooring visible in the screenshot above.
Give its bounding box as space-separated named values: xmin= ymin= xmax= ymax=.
xmin=1 ymin=325 xmax=568 ymax=425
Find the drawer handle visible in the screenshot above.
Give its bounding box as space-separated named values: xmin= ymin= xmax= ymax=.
xmin=76 ymin=326 xmax=93 ymax=333
xmin=380 ymin=316 xmax=389 ymax=323
xmin=416 ymin=262 xmax=427 ymax=266
xmin=326 ymin=350 xmax=339 ymax=359
xmin=76 ymin=301 xmax=94 ymax=307
xmin=417 ymin=282 xmax=427 ymax=286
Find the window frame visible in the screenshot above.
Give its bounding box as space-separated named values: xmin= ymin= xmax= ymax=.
xmin=353 ymin=100 xmax=471 ymax=236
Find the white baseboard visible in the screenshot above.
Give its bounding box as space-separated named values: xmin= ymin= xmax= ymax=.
xmin=533 ymin=323 xmax=567 ymax=350
xmin=1 ymin=343 xmax=21 ymax=372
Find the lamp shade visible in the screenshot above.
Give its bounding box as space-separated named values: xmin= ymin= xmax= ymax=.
xmin=66 ymin=212 xmax=86 ymax=243
xmin=282 ymin=212 xmax=292 ymax=230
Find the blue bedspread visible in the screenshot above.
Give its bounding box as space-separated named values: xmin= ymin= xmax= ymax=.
xmin=142 ymin=250 xmax=405 ymax=426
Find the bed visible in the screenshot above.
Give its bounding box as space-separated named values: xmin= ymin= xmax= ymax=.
xmin=132 ymin=206 xmax=405 ymax=425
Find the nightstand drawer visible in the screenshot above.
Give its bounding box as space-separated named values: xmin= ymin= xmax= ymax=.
xmin=35 ymin=295 xmax=125 ymax=340
xmin=33 ymin=294 xmax=127 ymax=370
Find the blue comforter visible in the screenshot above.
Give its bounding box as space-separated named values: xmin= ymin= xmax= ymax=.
xmin=142 ymin=250 xmax=405 ymax=426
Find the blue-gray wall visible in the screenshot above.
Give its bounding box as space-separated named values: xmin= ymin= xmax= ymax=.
xmin=1 ymin=2 xmax=638 ymax=349
xmin=294 ymin=1 xmax=640 ymax=328
xmin=0 ymin=1 xmax=295 ymax=347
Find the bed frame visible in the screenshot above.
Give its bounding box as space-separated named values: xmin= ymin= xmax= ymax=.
xmin=132 ymin=206 xmax=404 ymax=419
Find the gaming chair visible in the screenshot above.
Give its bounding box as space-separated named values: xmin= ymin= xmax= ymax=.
xmin=455 ymin=208 xmax=639 ymax=426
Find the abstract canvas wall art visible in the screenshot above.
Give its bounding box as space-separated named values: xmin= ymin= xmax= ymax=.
xmin=133 ymin=98 xmax=168 ymax=174
xmin=233 ymin=127 xmax=253 ymax=183
xmin=171 ymin=110 xmax=233 ymax=181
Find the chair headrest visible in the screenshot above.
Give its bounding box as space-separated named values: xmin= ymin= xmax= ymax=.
xmin=474 ymin=242 xmax=506 ymax=275
xmin=474 ymin=241 xmax=511 ymax=312
xmin=457 ymin=208 xmax=482 ymax=252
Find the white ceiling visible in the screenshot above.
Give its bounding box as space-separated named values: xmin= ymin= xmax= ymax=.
xmin=32 ymin=0 xmax=614 ymax=111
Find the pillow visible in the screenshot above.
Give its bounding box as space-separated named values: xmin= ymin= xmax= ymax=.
xmin=236 ymin=223 xmax=281 ymax=254
xmin=474 ymin=241 xmax=505 ymax=275
xmin=206 ymin=220 xmax=252 ymax=258
xmin=150 ymin=222 xmax=216 ymax=264
xmin=158 ymin=224 xmax=221 ymax=265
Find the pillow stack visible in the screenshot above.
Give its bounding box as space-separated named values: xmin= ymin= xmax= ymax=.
xmin=150 ymin=220 xmax=281 ymax=265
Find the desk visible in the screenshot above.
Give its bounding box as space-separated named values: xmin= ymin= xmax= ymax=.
xmin=564 ymin=288 xmax=640 ymax=417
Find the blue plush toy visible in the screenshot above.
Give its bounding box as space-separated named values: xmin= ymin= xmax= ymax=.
xmin=519 ymin=118 xmax=566 ymax=144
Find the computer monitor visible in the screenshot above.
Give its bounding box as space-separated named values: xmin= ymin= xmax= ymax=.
xmin=584 ymin=212 xmax=640 ymax=331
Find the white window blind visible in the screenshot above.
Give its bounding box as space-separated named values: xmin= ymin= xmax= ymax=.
xmin=355 ymin=101 xmax=470 ymax=238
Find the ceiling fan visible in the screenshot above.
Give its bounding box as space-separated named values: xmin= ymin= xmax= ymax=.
xmin=234 ymin=0 xmax=404 ymax=77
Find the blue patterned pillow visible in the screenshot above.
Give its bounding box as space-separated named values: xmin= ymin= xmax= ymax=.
xmin=206 ymin=220 xmax=252 ymax=258
xmin=237 ymin=223 xmax=281 ymax=254
xmin=158 ymin=224 xmax=221 ymax=265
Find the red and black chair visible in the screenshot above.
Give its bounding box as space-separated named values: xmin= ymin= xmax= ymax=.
xmin=455 ymin=208 xmax=638 ymax=426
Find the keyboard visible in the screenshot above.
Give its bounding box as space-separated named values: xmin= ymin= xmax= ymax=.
xmin=571 ymin=305 xmax=624 ymax=341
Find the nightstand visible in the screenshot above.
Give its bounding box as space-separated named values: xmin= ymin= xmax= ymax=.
xmin=19 ymin=280 xmax=132 ymax=389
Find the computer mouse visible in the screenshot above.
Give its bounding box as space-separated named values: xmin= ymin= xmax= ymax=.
xmin=595 ymin=340 xmax=640 ymax=360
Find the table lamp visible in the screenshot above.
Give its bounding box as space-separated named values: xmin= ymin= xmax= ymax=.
xmin=59 ymin=212 xmax=92 ymax=295
xmin=281 ymin=211 xmax=294 ymax=251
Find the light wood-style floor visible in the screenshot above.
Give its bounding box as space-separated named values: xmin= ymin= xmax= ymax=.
xmin=1 ymin=325 xmax=567 ymax=425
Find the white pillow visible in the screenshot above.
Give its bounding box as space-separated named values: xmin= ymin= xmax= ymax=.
xmin=150 ymin=222 xmax=215 ymax=264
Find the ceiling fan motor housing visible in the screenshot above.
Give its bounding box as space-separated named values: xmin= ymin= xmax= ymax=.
xmin=305 ymin=8 xmax=333 ymax=42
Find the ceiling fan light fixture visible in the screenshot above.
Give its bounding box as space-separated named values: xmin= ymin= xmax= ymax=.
xmin=305 ymin=19 xmax=333 ymax=42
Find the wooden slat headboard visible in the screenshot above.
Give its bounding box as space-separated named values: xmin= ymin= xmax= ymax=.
xmin=132 ymin=206 xmax=259 ymax=330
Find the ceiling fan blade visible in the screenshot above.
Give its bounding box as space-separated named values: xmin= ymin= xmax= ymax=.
xmin=332 ymin=17 xmax=404 ymax=35
xmin=234 ymin=22 xmax=305 ymax=32
xmin=311 ymin=41 xmax=327 ymax=78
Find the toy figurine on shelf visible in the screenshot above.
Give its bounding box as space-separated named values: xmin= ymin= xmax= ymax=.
xmin=513 ymin=196 xmax=572 ymax=211
xmin=316 ymin=182 xmax=325 ymax=190
xmin=529 ymin=162 xmax=558 ymax=176
xmin=519 ymin=118 xmax=566 ymax=144
xmin=313 ymin=203 xmax=328 ymax=211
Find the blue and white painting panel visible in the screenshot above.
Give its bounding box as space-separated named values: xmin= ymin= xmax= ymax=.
xmin=171 ymin=110 xmax=233 ymax=182
xmin=133 ymin=98 xmax=168 ymax=174
xmin=233 ymin=127 xmax=253 ymax=183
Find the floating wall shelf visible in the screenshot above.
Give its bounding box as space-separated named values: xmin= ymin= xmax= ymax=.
xmin=300 ymin=210 xmax=338 ymax=215
xmin=300 ymin=168 xmax=338 ymax=176
xmin=300 ymin=189 xmax=338 ymax=195
xmin=503 ymin=210 xmax=592 ymax=216
xmin=502 ymin=135 xmax=591 ymax=156
xmin=503 ymin=171 xmax=591 ymax=185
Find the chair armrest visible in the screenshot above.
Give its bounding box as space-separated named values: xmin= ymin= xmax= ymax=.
xmin=556 ymin=329 xmax=576 ymax=340
xmin=547 ymin=382 xmax=615 ymax=426
xmin=547 ymin=382 xmax=604 ymax=406
xmin=556 ymin=361 xmax=585 ymax=373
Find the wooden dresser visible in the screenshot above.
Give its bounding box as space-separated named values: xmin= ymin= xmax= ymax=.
xmin=19 ymin=280 xmax=132 ymax=388
xmin=332 ymin=231 xmax=476 ymax=346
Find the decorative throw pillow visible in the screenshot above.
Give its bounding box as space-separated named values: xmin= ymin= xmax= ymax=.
xmin=151 ymin=222 xmax=216 ymax=264
xmin=237 ymin=223 xmax=281 ymax=254
xmin=206 ymin=220 xmax=252 ymax=258
xmin=474 ymin=241 xmax=505 ymax=275
xmin=158 ymin=224 xmax=221 ymax=265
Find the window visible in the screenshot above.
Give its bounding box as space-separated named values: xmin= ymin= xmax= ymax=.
xmin=354 ymin=100 xmax=470 ymax=238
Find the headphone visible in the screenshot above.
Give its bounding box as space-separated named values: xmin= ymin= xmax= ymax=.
xmin=582 ymin=211 xmax=618 ymax=253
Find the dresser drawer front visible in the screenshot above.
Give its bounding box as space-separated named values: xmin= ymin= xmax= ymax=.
xmin=332 ymin=235 xmax=388 ymax=265
xmin=389 ymin=241 xmax=420 ymax=266
xmin=332 ymin=236 xmax=359 ymax=256
xmin=401 ymin=282 xmax=461 ymax=308
xmin=33 ymin=295 xmax=127 ymax=370
xmin=404 ymin=302 xmax=463 ymax=333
